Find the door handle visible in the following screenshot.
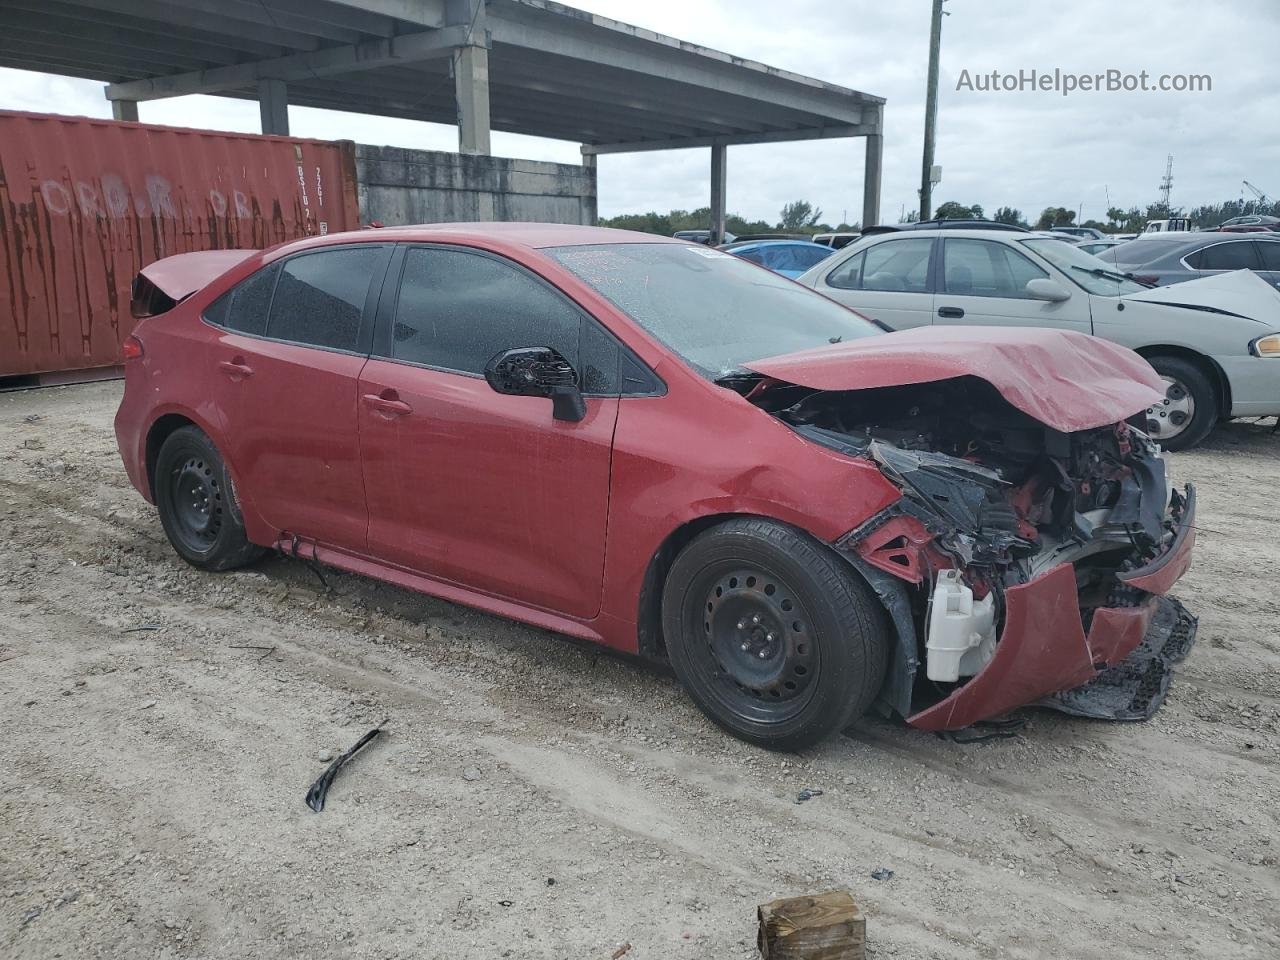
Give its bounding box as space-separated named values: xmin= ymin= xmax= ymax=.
xmin=362 ymin=392 xmax=412 ymax=417
xmin=937 ymin=306 xmax=965 ymax=319
xmin=218 ymin=358 xmax=254 ymax=379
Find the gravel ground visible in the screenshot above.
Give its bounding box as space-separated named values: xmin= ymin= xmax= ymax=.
xmin=1 ymin=380 xmax=1278 ymax=960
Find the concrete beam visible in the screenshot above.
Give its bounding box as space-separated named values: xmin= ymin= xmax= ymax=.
xmin=105 ymin=25 xmax=473 ymax=101
xmin=581 ymin=125 xmax=871 ymax=155
xmin=487 ymin=16 xmax=870 ymax=124
xmin=69 ymin=0 xmax=322 ymax=52
xmin=580 ymin=150 xmax=597 ymax=226
xmin=258 ymin=78 xmax=289 ymax=136
xmin=862 ymin=132 xmax=883 ymax=229
xmin=331 ymin=0 xmax=446 ymax=28
xmin=111 ymin=99 xmax=138 ymax=122
xmin=710 ymin=144 xmax=727 ymax=244
xmin=454 ymin=44 xmax=491 ymax=155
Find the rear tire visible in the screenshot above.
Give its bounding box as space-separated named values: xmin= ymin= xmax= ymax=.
xmin=661 ymin=518 xmax=889 ymax=751
xmin=154 ymin=426 xmax=264 ymax=571
xmin=1143 ymin=355 xmax=1217 ymax=451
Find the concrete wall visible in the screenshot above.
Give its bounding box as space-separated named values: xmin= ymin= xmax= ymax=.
xmin=355 ymin=144 xmax=596 ymax=226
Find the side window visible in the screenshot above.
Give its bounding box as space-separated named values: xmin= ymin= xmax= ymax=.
xmin=942 ymin=239 xmax=1047 ymax=298
xmin=1196 ymin=241 xmax=1262 ymax=271
xmin=1257 ymin=242 xmax=1280 ymax=271
xmin=266 ymin=247 xmax=382 ymax=351
xmin=392 ymin=247 xmax=582 ymax=377
xmin=825 ymin=250 xmax=865 ymax=288
xmin=828 ymin=238 xmax=933 ymax=292
xmin=203 ymin=262 xmax=280 ymax=336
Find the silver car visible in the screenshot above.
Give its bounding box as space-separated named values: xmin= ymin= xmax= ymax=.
xmin=796 ymin=227 xmax=1280 ymax=449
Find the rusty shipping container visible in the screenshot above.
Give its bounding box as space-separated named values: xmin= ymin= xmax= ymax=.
xmin=0 ymin=110 xmax=360 ymax=379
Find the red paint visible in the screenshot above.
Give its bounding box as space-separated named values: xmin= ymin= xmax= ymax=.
xmin=854 ymin=515 xmax=937 ymax=584
xmin=0 ymin=110 xmax=358 ymax=378
xmin=745 ymin=325 xmax=1166 ymax=434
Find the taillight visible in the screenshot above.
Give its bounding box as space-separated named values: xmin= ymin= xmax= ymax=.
xmin=122 ymin=336 xmax=144 ymax=360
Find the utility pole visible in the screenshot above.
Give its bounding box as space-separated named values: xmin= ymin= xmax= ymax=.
xmin=919 ymin=0 xmax=945 ymax=220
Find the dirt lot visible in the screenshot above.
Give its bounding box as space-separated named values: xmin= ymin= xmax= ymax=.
xmin=1 ymin=380 xmax=1277 ymax=960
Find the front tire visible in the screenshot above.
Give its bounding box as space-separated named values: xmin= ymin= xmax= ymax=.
xmin=661 ymin=518 xmax=889 ymax=751
xmin=154 ymin=426 xmax=264 ymax=571
xmin=1144 ymin=355 xmax=1217 ymax=451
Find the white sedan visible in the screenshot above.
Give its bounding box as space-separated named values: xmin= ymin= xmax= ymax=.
xmin=796 ymin=227 xmax=1280 ymax=449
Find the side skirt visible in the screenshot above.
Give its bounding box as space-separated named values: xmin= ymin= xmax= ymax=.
xmin=272 ymin=536 xmax=606 ymax=646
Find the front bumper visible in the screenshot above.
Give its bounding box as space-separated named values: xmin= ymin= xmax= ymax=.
xmin=906 ymin=486 xmax=1197 ymax=731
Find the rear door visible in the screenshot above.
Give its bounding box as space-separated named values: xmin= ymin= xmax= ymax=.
xmin=933 ymin=237 xmax=1092 ymax=331
xmin=813 ymin=236 xmax=936 ymax=329
xmin=357 ymin=244 xmax=621 ymax=620
xmin=210 ymin=244 xmax=390 ymax=552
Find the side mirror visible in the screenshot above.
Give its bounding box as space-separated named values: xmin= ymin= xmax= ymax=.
xmin=1026 ymin=278 xmax=1071 ymax=302
xmin=484 ymin=346 xmax=586 ymax=423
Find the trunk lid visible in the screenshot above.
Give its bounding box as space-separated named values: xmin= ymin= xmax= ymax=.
xmin=139 ymin=250 xmax=259 ymax=301
xmin=743 ymin=325 xmax=1163 ymax=434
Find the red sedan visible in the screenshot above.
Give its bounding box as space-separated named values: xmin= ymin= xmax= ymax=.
xmin=116 ymin=224 xmax=1197 ymax=750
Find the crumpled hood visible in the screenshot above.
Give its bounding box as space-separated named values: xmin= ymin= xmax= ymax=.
xmin=139 ymin=249 xmax=259 ymax=300
xmin=744 ymin=325 xmax=1164 ymax=434
xmin=1119 ymin=268 xmax=1280 ymax=321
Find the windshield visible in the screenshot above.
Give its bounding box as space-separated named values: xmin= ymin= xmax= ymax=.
xmin=1019 ymin=238 xmax=1148 ymax=296
xmin=547 ymin=243 xmax=881 ymax=377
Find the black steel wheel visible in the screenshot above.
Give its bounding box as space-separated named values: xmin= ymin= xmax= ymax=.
xmin=154 ymin=426 xmax=264 ymax=571
xmin=662 ymin=518 xmax=889 ymax=751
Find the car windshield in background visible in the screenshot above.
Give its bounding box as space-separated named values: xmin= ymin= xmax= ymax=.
xmin=547 ymin=243 xmax=881 ymax=377
xmin=1019 ymin=238 xmax=1148 ymax=295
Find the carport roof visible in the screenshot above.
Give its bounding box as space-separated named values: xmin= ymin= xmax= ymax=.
xmin=0 ymin=0 xmax=884 ymax=150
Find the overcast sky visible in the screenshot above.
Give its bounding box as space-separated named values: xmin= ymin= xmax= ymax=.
xmin=1 ymin=0 xmax=1277 ymax=226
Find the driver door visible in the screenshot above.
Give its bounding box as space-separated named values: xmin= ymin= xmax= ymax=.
xmin=932 ymin=237 xmax=1092 ymax=331
xmin=356 ymin=245 xmax=619 ymax=620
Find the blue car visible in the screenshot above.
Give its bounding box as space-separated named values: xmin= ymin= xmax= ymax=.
xmin=720 ymin=239 xmax=836 ymax=279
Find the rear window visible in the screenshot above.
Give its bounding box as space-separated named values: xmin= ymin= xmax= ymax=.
xmin=1187 ymin=241 xmax=1262 ymax=271
xmin=203 ymin=262 xmax=280 ymax=336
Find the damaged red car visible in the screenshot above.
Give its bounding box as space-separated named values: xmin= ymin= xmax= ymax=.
xmin=115 ymin=224 xmax=1197 ymax=750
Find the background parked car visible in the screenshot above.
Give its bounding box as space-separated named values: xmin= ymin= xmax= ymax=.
xmin=1219 ymin=214 xmax=1280 ymax=233
xmin=1051 ymin=226 xmax=1107 ymax=240
xmin=1077 ymin=238 xmax=1126 ymax=257
xmin=795 ymin=226 xmax=1280 ymax=449
xmin=720 ymin=239 xmax=836 ymax=278
xmin=672 ymin=229 xmax=736 ymax=245
xmin=1142 ymin=217 xmax=1193 ymax=233
xmin=1099 ymin=231 xmax=1280 ymax=288
xmin=812 ymin=231 xmax=862 ymax=249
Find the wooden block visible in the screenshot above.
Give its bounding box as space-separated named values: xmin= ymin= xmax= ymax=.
xmin=758 ymin=890 xmax=865 ymax=960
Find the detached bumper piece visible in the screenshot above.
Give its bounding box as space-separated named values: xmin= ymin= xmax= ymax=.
xmin=1037 ymin=596 xmax=1197 ymax=721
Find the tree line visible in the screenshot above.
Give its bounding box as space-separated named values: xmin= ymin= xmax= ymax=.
xmin=598 ymin=197 xmax=1279 ymax=237
xmin=598 ymin=200 xmax=859 ymax=237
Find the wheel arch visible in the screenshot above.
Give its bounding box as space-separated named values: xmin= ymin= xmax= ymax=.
xmin=1132 ymin=344 xmax=1232 ymax=416
xmin=145 ymin=413 xmax=199 ymax=499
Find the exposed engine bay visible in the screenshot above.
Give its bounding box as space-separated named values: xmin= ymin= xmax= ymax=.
xmin=726 ymin=373 xmax=1196 ymax=722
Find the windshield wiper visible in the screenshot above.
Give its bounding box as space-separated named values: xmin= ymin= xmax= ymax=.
xmin=1070 ymin=264 xmax=1153 ymax=287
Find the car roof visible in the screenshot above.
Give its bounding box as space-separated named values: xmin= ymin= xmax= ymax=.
xmin=287 ymin=222 xmax=684 ymax=253
xmin=859 ymin=228 xmax=1039 ymax=241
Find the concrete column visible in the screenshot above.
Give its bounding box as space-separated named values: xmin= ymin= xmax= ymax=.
xmin=258 ymin=78 xmax=289 ymax=136
xmin=454 ymin=44 xmax=491 ymax=156
xmin=111 ymin=99 xmax=139 ymax=123
xmin=862 ymin=133 xmax=883 ymax=229
xmin=580 ymin=149 xmax=598 ymax=226
xmin=710 ymin=143 xmax=727 ymax=243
